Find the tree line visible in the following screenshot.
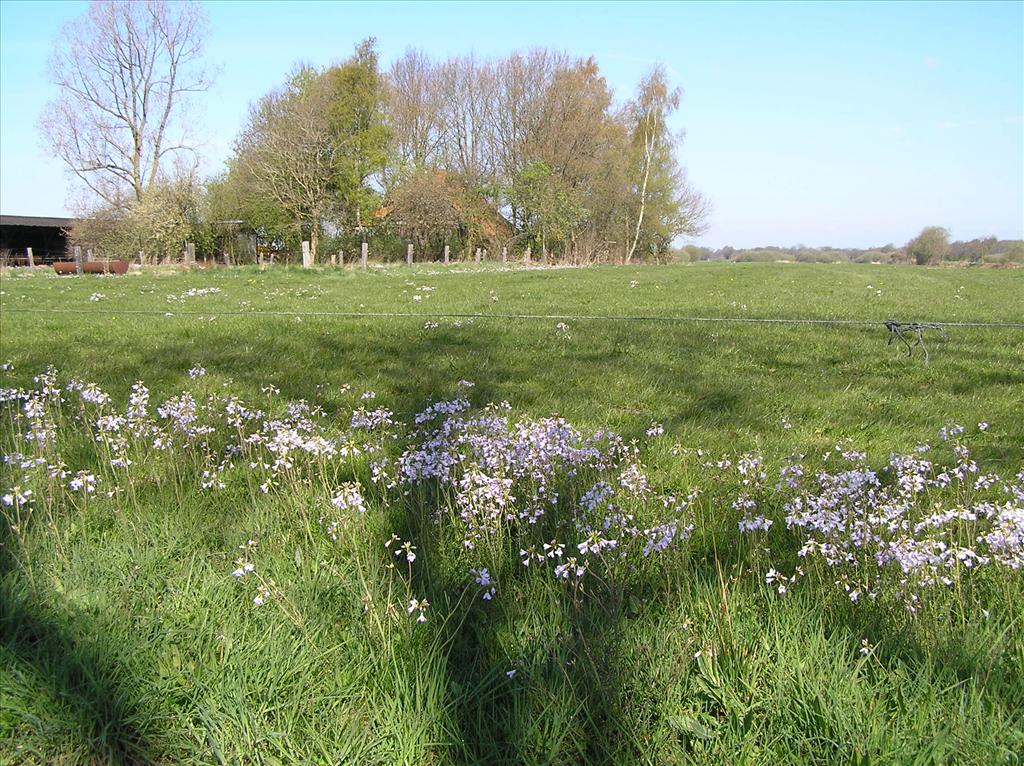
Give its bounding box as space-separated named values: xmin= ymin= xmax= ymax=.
xmin=39 ymin=2 xmax=1020 ymax=269
xmin=42 ymin=1 xmax=708 ymax=266
xmin=680 ymin=228 xmax=1024 ymax=266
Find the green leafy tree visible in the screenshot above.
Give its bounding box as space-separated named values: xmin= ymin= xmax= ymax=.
xmin=231 ymin=40 xmax=389 ymax=263
xmin=205 ymin=167 xmax=295 ymax=261
xmin=906 ymin=226 xmax=950 ymax=265
xmin=70 ymin=176 xmax=203 ymax=262
xmin=625 ymin=67 xmax=708 ymax=263
xmin=1004 ymin=241 xmax=1024 ymax=264
xmin=511 ymin=161 xmax=586 ymax=260
xmin=323 ymin=38 xmax=391 ymax=240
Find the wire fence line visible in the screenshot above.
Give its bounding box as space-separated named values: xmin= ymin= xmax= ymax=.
xmin=2 ymin=306 xmax=1023 ymax=330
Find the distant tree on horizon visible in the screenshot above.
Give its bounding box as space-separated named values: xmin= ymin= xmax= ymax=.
xmin=906 ymin=226 xmax=951 ymax=265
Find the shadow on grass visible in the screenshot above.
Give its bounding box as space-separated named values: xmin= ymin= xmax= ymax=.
xmin=0 ymin=526 xmax=154 ymax=764
xmin=5 ymin=315 xmax=1023 ymax=762
xmin=387 ymin=491 xmax=647 ymax=764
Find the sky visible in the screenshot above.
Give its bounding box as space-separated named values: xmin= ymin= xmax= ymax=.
xmin=0 ymin=0 xmax=1021 ymax=249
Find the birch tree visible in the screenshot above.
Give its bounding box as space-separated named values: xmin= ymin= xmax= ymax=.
xmin=625 ymin=67 xmax=708 ymax=263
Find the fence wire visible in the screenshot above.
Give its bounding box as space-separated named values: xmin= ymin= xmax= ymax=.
xmin=2 ymin=306 xmax=1023 ymax=329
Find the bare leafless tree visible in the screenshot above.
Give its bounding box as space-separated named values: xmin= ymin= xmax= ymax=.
xmin=491 ymin=49 xmax=566 ymax=227
xmin=435 ymin=55 xmax=498 ymax=187
xmin=389 ymin=168 xmax=462 ymax=256
xmin=40 ymin=0 xmax=211 ymax=208
xmin=387 ymin=49 xmax=447 ymax=171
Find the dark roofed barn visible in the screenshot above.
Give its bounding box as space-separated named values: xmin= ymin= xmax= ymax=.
xmin=1 ymin=215 xmax=74 ymax=265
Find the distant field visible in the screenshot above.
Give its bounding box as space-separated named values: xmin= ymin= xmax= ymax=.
xmin=1 ymin=262 xmax=1022 ymax=764
xmin=3 ymin=262 xmax=1023 ymax=458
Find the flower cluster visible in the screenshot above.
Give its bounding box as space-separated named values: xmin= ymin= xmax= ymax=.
xmin=727 ymin=427 xmax=1024 ymax=611
xmin=167 ymin=286 xmax=222 ymax=302
xmin=396 ymin=393 xmax=693 ymax=587
xmin=472 ymin=567 xmax=496 ymax=599
xmin=322 ymin=483 xmax=368 ymax=541
xmin=2 ymin=367 xmax=1019 ymax=625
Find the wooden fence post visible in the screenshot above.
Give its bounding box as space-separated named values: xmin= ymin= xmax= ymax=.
xmin=26 ymin=247 xmax=34 ymax=268
xmin=444 ymin=244 xmax=450 ymax=265
xmin=475 ymin=247 xmax=481 ymax=264
xmin=361 ymin=241 xmax=368 ymax=269
xmin=137 ymin=250 xmax=144 ymax=266
xmin=407 ymin=242 xmax=414 ymax=266
xmin=501 ymin=246 xmax=507 ymax=264
xmin=330 ymin=251 xmax=337 ymax=266
xmin=541 ymin=245 xmax=548 ymax=266
xmin=525 ymin=246 xmax=531 ymax=265
xmin=74 ymin=246 xmax=83 ymax=274
xmin=185 ymin=242 xmax=196 ymax=267
xmin=301 ymin=240 xmax=312 ymax=268
xmin=86 ymin=248 xmax=93 ymax=263
xmin=338 ymin=250 xmax=344 ymax=267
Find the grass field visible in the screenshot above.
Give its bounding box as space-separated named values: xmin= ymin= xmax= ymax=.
xmin=1 ymin=262 xmax=1022 ymax=764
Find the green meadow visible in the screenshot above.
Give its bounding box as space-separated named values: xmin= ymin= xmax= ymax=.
xmin=1 ymin=262 xmax=1022 ymax=765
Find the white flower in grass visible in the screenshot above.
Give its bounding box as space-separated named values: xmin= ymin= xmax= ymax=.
xmin=407 ymin=598 xmax=430 ymax=622
xmin=253 ymin=585 xmax=270 ymax=607
xmin=395 ymin=541 xmax=417 ymax=563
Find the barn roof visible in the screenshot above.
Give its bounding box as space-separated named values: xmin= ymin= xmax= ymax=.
xmin=0 ymin=215 xmax=75 ymax=228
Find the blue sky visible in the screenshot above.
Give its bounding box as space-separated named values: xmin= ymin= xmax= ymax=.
xmin=1 ymin=0 xmax=1021 ymax=248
